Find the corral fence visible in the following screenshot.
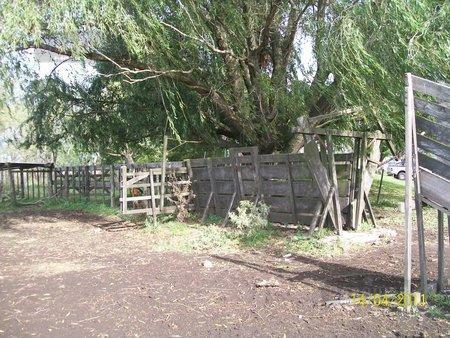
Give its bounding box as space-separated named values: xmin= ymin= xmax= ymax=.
xmin=52 ymin=162 xmax=184 ymax=208
xmin=0 ymin=163 xmax=54 ymax=203
xmin=189 ymin=146 xmax=354 ymax=230
xmin=1 ymin=136 xmax=383 ymax=232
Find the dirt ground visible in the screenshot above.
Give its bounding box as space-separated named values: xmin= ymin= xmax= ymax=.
xmin=0 ymin=208 xmax=448 ymax=337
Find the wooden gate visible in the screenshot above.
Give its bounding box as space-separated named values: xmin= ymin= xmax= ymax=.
xmin=120 ymin=165 xmax=193 ymax=218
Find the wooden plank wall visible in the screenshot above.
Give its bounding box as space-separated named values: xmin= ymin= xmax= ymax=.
xmin=191 ymin=152 xmax=354 ymax=226
xmin=412 ymin=75 xmax=450 ymax=212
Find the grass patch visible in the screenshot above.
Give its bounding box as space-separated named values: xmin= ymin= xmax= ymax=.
xmin=238 ymin=224 xmax=280 ymax=248
xmin=42 ymin=198 xmax=119 ymax=217
xmin=370 ymin=174 xmax=436 ymax=229
xmin=426 ymin=292 xmax=450 ymax=320
xmin=142 ymin=219 xmax=238 ymax=253
xmin=285 ymin=228 xmax=344 ymax=257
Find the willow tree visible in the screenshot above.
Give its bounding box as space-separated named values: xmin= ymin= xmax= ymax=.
xmin=1 ymin=0 xmax=449 ymax=152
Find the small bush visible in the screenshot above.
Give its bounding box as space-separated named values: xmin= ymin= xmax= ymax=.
xmin=229 ymin=200 xmax=270 ymax=232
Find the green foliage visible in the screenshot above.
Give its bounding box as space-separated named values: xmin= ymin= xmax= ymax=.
xmin=1 ymin=0 xmax=448 ymax=155
xmin=426 ymin=292 xmax=449 ymax=319
xmin=229 ymin=200 xmax=270 ymax=232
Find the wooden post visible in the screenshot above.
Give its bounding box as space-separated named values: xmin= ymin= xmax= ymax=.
xmin=206 ymin=158 xmax=218 ymax=214
xmin=411 ymin=102 xmax=428 ymax=293
xmin=437 ymin=210 xmax=445 ymax=292
xmin=376 ymin=169 xmax=384 ymax=204
xmin=47 ymin=165 xmax=54 ymax=197
xmin=7 ymin=164 xmax=17 ymax=205
xmin=102 ymin=165 xmax=106 ymax=204
xmin=19 ymin=169 xmax=25 ymax=199
xmin=64 ymin=166 xmax=69 ymax=198
xmin=149 ymin=169 xmax=157 ymax=225
xmin=84 ymin=165 xmax=90 ymax=201
xmin=285 ymin=154 xmax=298 ymax=224
xmin=404 ymin=73 xmax=414 ymax=311
xmin=160 ymin=135 xmax=168 ymax=212
xmin=355 ymin=133 xmax=367 ymax=229
xmin=121 ymin=166 xmax=127 ymax=214
xmin=326 ymin=132 xmax=343 ymax=234
xmin=110 ymin=165 xmax=115 ymax=208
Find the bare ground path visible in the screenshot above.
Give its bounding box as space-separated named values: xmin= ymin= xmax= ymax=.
xmin=0 ymin=208 xmax=448 ymax=337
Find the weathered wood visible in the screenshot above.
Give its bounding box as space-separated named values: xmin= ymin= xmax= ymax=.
xmin=110 ymin=165 xmax=115 ymax=207
xmin=437 ymin=210 xmax=445 ymax=292
xmin=7 ymin=164 xmax=17 ymax=205
xmin=19 ymin=169 xmax=24 ymax=199
xmin=207 ymin=158 xmax=218 ymax=214
xmin=411 ymin=74 xmax=450 ymax=102
xmin=404 ymin=73 xmax=414 ymax=310
xmin=355 ymin=133 xmax=368 ymax=229
xmin=326 ymin=132 xmax=343 ymax=234
xmin=318 ymin=187 xmax=335 ymax=230
xmin=417 ymin=135 xmax=450 ymax=163
xmin=308 ymin=201 xmax=323 ymax=235
xmin=420 ymin=169 xmax=450 ymax=211
xmin=364 ymin=192 xmax=377 ymax=228
xmin=286 ymin=154 xmax=298 ymax=224
xmin=121 ymin=166 xmax=127 ymax=214
xmin=412 ymin=107 xmax=429 ymax=293
xmin=376 ymin=169 xmax=384 ymax=204
xmin=222 ymin=192 xmax=236 ymax=226
xmin=149 ymin=169 xmax=157 ymax=225
xmin=416 ymin=116 xmax=449 ymax=146
xmin=414 ymin=98 xmax=450 ymax=125
xmin=201 ymin=191 xmax=214 ymax=223
xmin=293 ymin=127 xmax=390 ymax=140
xmin=418 ymin=153 xmax=450 ymax=181
xmin=160 ymin=135 xmax=168 ymax=211
xmin=64 ymin=167 xmax=69 ymax=198
xmin=304 ymin=140 xmax=338 ymax=228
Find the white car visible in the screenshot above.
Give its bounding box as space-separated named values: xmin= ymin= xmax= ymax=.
xmin=386 ymin=158 xmax=406 ymax=180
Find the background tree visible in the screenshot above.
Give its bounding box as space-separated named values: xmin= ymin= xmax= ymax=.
xmin=1 ymin=0 xmax=448 ymax=155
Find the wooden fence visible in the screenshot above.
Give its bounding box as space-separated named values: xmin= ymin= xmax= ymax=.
xmin=0 ymin=165 xmax=53 ymax=202
xmin=189 ymin=145 xmax=355 ymax=229
xmin=404 ymin=73 xmax=449 ymax=299
xmin=52 ymin=162 xmax=183 ymax=207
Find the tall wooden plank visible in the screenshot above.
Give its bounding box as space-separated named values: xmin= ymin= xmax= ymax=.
xmin=64 ymin=166 xmax=69 ymax=198
xmin=207 ymin=158 xmax=218 ymax=214
xmin=285 ymin=154 xmax=298 ymax=224
xmin=355 ymin=133 xmax=367 ymax=229
xmin=121 ymin=166 xmax=128 ymax=214
xmin=404 ymin=73 xmax=414 ymax=311
xmin=102 ymin=165 xmax=106 ymax=204
xmin=149 ymin=169 xmax=157 ymax=225
xmin=326 ymin=132 xmax=343 ymax=234
xmin=304 ymin=141 xmax=337 ymax=230
xmin=7 ymin=164 xmax=17 ymax=205
xmin=110 ymin=165 xmax=115 ymax=207
xmin=412 ymin=107 xmax=429 ymax=293
xmin=437 ymin=210 xmax=445 ymax=292
xmin=160 ymin=135 xmax=168 ymax=212
xmin=19 ymin=169 xmax=25 ymax=199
